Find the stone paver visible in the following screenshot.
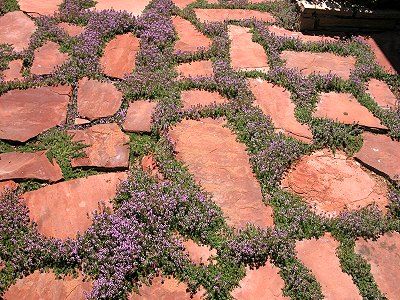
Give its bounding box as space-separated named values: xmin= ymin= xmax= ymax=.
xmin=17 ymin=0 xmax=62 ymax=16
xmin=177 ymin=60 xmax=214 ymax=78
xmin=173 ymin=16 xmax=211 ymax=53
xmin=169 ymin=118 xmax=274 ymax=228
xmin=355 ymin=232 xmax=400 ymax=300
xmin=355 ymin=132 xmax=400 ymax=183
xmin=21 ymin=172 xmax=127 ymax=239
xmin=0 ymin=181 xmax=18 ymax=195
xmin=228 ymin=25 xmax=269 ymax=73
xmin=68 ymin=123 xmax=130 ymax=169
xmin=172 ymin=0 xmax=218 ymax=9
xmin=194 ymin=8 xmax=275 ymax=23
xmin=31 ymin=41 xmax=69 ymax=75
xmin=122 ymin=100 xmax=157 ymax=133
xmin=296 ymin=233 xmax=362 ymax=299
xmin=182 ymin=239 xmax=217 ymax=266
xmin=100 ymin=33 xmax=140 ymax=79
xmin=249 ymin=78 xmax=313 ymax=143
xmin=268 ymin=25 xmax=336 ymax=43
xmin=0 ymin=11 xmax=37 ymax=52
xmin=366 ymin=79 xmax=398 ymax=109
xmin=181 ymin=89 xmax=228 ymax=110
xmin=77 ymin=77 xmax=123 ymax=120
xmin=0 ymin=86 xmax=70 ymax=142
xmin=0 ymin=151 xmax=63 ymax=182
xmin=281 ymin=149 xmax=388 ymax=216
xmin=93 ymin=0 xmax=151 ymax=16
xmin=58 ymin=22 xmax=85 ymax=37
xmin=4 ymin=270 xmax=92 ymax=300
xmin=314 ymin=92 xmax=386 ymax=130
xmin=281 ymin=50 xmax=356 ymax=80
xmin=2 ymin=60 xmax=23 ymax=81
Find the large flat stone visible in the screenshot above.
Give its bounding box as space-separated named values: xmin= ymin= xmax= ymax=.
xmin=31 ymin=41 xmax=69 ymax=75
xmin=21 ymin=172 xmax=127 ymax=239
xmin=296 ymin=233 xmax=361 ymax=299
xmin=68 ymin=123 xmax=130 ymax=169
xmin=268 ymin=25 xmax=337 ymax=43
xmin=169 ymin=118 xmax=274 ymax=228
xmin=177 ymin=60 xmax=214 ymax=78
xmin=281 ymin=149 xmax=388 ymax=216
xmin=249 ymin=78 xmax=312 ymax=143
xmin=0 ymin=86 xmax=70 ymax=142
xmin=93 ymin=0 xmax=151 ymax=16
xmin=194 ymin=8 xmax=275 ymax=23
xmin=366 ymin=79 xmax=398 ymax=109
xmin=2 ymin=60 xmax=23 ymax=82
xmin=122 ymin=100 xmax=156 ymax=133
xmin=17 ymin=0 xmax=62 ymax=16
xmin=228 ymin=25 xmax=269 ymax=73
xmin=173 ymin=16 xmax=211 ymax=53
xmin=0 ymin=151 xmax=63 ymax=182
xmin=181 ymin=89 xmax=228 ymax=110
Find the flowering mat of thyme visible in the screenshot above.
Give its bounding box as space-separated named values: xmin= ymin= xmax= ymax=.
xmin=0 ymin=0 xmax=400 ymax=299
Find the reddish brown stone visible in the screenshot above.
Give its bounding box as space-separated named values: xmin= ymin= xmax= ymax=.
xmin=296 ymin=233 xmax=361 ymax=299
xmin=2 ymin=60 xmax=23 ymax=81
xmin=281 ymin=50 xmax=356 ymax=80
xmin=194 ymin=8 xmax=276 ymax=23
xmin=355 ymin=232 xmax=400 ymax=299
xmin=68 ymin=123 xmax=130 ymax=169
xmin=249 ymin=78 xmax=312 ymax=143
xmin=21 ymin=172 xmax=127 ymax=239
xmin=31 ymin=41 xmax=69 ymax=75
xmin=231 ymin=263 xmax=288 ymax=299
xmin=177 ymin=60 xmax=213 ymax=78
xmin=122 ymin=100 xmax=156 ymax=133
xmin=182 ymin=239 xmax=217 ymax=266
xmin=0 ymin=180 xmax=18 ymax=195
xmin=58 ymin=22 xmax=85 ymax=37
xmin=0 ymin=11 xmax=37 ymax=52
xmin=282 ymin=149 xmax=388 ymax=216
xmin=172 ymin=0 xmax=217 ymax=9
xmin=100 ymin=33 xmax=140 ymax=79
xmin=77 ymin=77 xmax=123 ymax=120
xmin=18 ymin=0 xmax=63 ymax=16
xmin=94 ymin=0 xmax=151 ymax=16
xmin=228 ymin=25 xmax=269 ymax=73
xmin=0 ymin=86 xmax=70 ymax=142
xmin=314 ymin=92 xmax=386 ymax=130
xmin=74 ymin=118 xmax=90 ymax=125
xmin=141 ymin=155 xmax=164 ymax=180
xmin=268 ymin=25 xmax=336 ymax=43
xmin=181 ymin=89 xmax=228 ymax=110
xmin=4 ymin=270 xmax=92 ymax=300
xmin=0 ymin=151 xmax=63 ymax=182
xmin=173 ymin=16 xmax=211 ymax=53
xmin=366 ymin=79 xmax=398 ymax=109
xmin=169 ymin=118 xmax=274 ymax=228
xmin=355 ymin=132 xmax=400 ymax=183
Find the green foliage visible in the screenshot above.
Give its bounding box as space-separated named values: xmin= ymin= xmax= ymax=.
xmin=0 ymin=0 xmax=19 ymax=16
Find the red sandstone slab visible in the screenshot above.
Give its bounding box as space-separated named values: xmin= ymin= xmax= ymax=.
xmin=2 ymin=60 xmax=23 ymax=81
xmin=68 ymin=123 xmax=130 ymax=169
xmin=355 ymin=132 xmax=400 ymax=183
xmin=31 ymin=41 xmax=69 ymax=75
xmin=172 ymin=0 xmax=218 ymax=9
xmin=177 ymin=60 xmax=214 ymax=78
xmin=4 ymin=270 xmax=92 ymax=300
xmin=100 ymin=33 xmax=140 ymax=79
xmin=58 ymin=22 xmax=85 ymax=37
xmin=194 ymin=8 xmax=276 ymax=23
xmin=17 ymin=0 xmax=63 ymax=16
xmin=268 ymin=25 xmax=337 ymax=43
xmin=366 ymin=79 xmax=398 ymax=109
xmin=181 ymin=89 xmax=228 ymax=110
xmin=355 ymin=232 xmax=400 ymax=299
xmin=94 ymin=0 xmax=151 ymax=16
xmin=249 ymin=78 xmax=312 ymax=143
xmin=0 ymin=181 xmax=18 ymax=195
xmin=77 ymin=77 xmax=123 ymax=120
xmin=296 ymin=233 xmax=361 ymax=299
xmin=21 ymin=172 xmax=127 ymax=239
xmin=169 ymin=118 xmax=274 ymax=228
xmin=0 ymin=11 xmax=37 ymax=52
xmin=182 ymin=239 xmax=217 ymax=266
xmin=281 ymin=149 xmax=388 ymax=216
xmin=0 ymin=86 xmax=70 ymax=142
xmin=231 ymin=262 xmax=288 ymax=299
xmin=0 ymin=151 xmax=63 ymax=182
xmin=122 ymin=100 xmax=156 ymax=133
xmin=173 ymin=16 xmax=211 ymax=53
xmin=314 ymin=92 xmax=386 ymax=130
xmin=281 ymin=50 xmax=356 ymax=80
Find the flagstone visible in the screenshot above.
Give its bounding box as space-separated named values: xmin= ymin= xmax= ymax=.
xmin=172 ymin=0 xmax=218 ymax=9
xmin=181 ymin=89 xmax=228 ymax=110
xmin=58 ymin=22 xmax=85 ymax=37
xmin=93 ymin=0 xmax=151 ymax=15
xmin=194 ymin=8 xmax=275 ymax=23
xmin=17 ymin=0 xmax=63 ymax=16
xmin=177 ymin=60 xmax=214 ymax=78
xmin=1 ymin=59 xmax=23 ymax=81
xmin=173 ymin=16 xmax=211 ymax=53
xmin=122 ymin=100 xmax=157 ymax=133
xmin=366 ymin=79 xmax=398 ymax=109
xmin=268 ymin=25 xmax=337 ymax=42
xmin=31 ymin=41 xmax=69 ymax=75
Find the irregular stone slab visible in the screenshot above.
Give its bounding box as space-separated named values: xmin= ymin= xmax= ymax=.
xmin=0 ymin=181 xmax=18 ymax=195
xmin=177 ymin=60 xmax=213 ymax=78
xmin=122 ymin=100 xmax=156 ymax=133
xmin=4 ymin=270 xmax=92 ymax=300
xmin=21 ymin=172 xmax=127 ymax=239
xmin=17 ymin=0 xmax=63 ymax=16
xmin=281 ymin=149 xmax=388 ymax=216
xmin=281 ymin=50 xmax=356 ymax=80
xmin=366 ymin=79 xmax=398 ymax=109
xmin=0 ymin=11 xmax=37 ymax=52
xmin=182 ymin=239 xmax=217 ymax=266
xmin=100 ymin=33 xmax=140 ymax=79
xmin=355 ymin=232 xmax=400 ymax=300
xmin=268 ymin=25 xmax=337 ymax=43
xmin=68 ymin=123 xmax=130 ymax=169
xmin=2 ymin=59 xmax=23 ymax=81
xmin=74 ymin=118 xmax=90 ymax=125
xmin=0 ymin=151 xmax=63 ymax=182
xmin=296 ymin=233 xmax=362 ymax=299
xmin=314 ymin=92 xmax=386 ymax=130
xmin=77 ymin=77 xmax=123 ymax=120
xmin=0 ymin=86 xmax=70 ymax=142
xmin=231 ymin=263 xmax=288 ymax=299
xmin=249 ymin=78 xmax=312 ymax=143
xmin=31 ymin=41 xmax=69 ymax=75
xmin=169 ymin=118 xmax=274 ymax=228
xmin=181 ymin=89 xmax=228 ymax=110
xmin=194 ymin=8 xmax=275 ymax=23
xmin=94 ymin=0 xmax=151 ymax=16
xmin=173 ymin=16 xmax=211 ymax=53
xmin=172 ymin=0 xmax=218 ymax=9
xmin=355 ymin=132 xmax=400 ymax=183
xmin=58 ymin=22 xmax=85 ymax=37
xmin=228 ymin=25 xmax=269 ymax=73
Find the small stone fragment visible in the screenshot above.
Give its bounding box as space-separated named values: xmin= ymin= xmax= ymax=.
xmin=173 ymin=16 xmax=211 ymax=53
xmin=2 ymin=59 xmax=23 ymax=81
xmin=31 ymin=41 xmax=69 ymax=75
xmin=141 ymin=155 xmax=164 ymax=180
xmin=58 ymin=22 xmax=85 ymax=37
xmin=123 ymin=100 xmax=157 ymax=133
xmin=0 ymin=180 xmax=18 ymax=195
xmin=177 ymin=60 xmax=214 ymax=78
xmin=182 ymin=239 xmax=217 ymax=265
xmin=181 ymin=89 xmax=228 ymax=110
